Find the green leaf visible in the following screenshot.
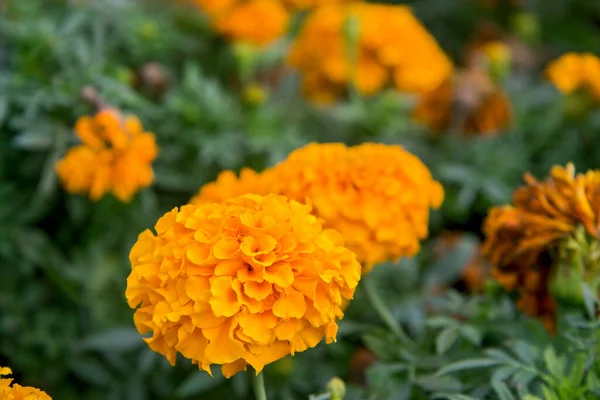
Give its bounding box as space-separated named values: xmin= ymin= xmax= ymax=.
xmin=459 ymin=325 xmax=482 ymax=346
xmin=176 ymin=370 xmax=225 ymax=398
xmin=485 ymin=349 xmax=518 ymax=365
xmin=414 ymin=374 xmax=463 ymax=392
xmin=491 ymin=379 xmax=516 ymax=400
xmin=69 ymin=358 xmax=113 ymax=386
xmin=436 ymin=358 xmax=501 ymax=376
xmin=544 ymin=347 xmax=565 ymax=378
xmin=431 ymin=394 xmax=479 ymax=400
xmin=581 ymin=282 xmax=597 ymax=320
xmin=566 ymin=353 xmax=587 ymax=387
xmin=436 ymin=327 xmax=458 ymax=355
xmin=541 ymin=385 xmax=560 ymax=400
xmin=77 ymin=327 xmax=143 ymax=353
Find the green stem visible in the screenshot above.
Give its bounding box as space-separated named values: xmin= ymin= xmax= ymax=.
xmin=251 ymin=369 xmax=267 ymax=400
xmin=363 ymin=275 xmax=412 ymax=343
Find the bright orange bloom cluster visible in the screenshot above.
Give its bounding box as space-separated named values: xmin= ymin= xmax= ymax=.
xmin=287 ymin=2 xmax=452 ymax=103
xmin=55 ymin=109 xmax=158 ymax=202
xmin=273 ymin=143 xmax=444 ymax=272
xmin=0 ymin=366 xmax=51 ymax=400
xmin=126 ymin=194 xmax=360 ymax=378
xmin=482 ymin=163 xmax=600 ymax=331
xmin=546 ymin=52 xmax=600 ymax=100
xmin=190 ymin=168 xmax=274 ymax=205
xmin=192 ymin=0 xmax=289 ymax=47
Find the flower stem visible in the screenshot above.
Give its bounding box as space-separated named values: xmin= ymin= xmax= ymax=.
xmin=363 ymin=274 xmax=412 ymax=343
xmin=252 ymin=369 xmax=267 ymax=400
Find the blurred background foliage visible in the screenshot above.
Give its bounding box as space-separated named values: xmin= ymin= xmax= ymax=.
xmin=2 ymin=0 xmax=600 ymax=399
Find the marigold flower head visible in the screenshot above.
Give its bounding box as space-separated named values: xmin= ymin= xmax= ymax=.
xmin=287 ymin=2 xmax=452 ymax=103
xmin=126 ymin=193 xmax=360 ymax=378
xmin=546 ymin=52 xmax=600 ymax=101
xmin=189 ymin=167 xmax=275 ymax=205
xmin=482 ymin=163 xmax=600 ymax=331
xmin=55 ymin=109 xmax=158 ymax=202
xmin=272 ymin=143 xmax=443 ymax=272
xmin=0 ymin=366 xmax=52 ymax=400
xmin=193 ymin=0 xmax=289 ymax=47
xmin=413 ymin=71 xmax=512 ymax=135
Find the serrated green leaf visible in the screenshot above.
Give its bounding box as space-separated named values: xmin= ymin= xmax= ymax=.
xmin=436 ymin=358 xmax=501 ymax=376
xmin=544 ymin=347 xmax=565 ymax=378
xmin=436 ymin=327 xmax=458 ymax=355
xmin=431 ymin=394 xmax=479 ymax=400
xmin=77 ymin=327 xmax=143 ymax=353
xmin=459 ymin=325 xmax=482 ymax=346
xmin=491 ymin=379 xmax=516 ymax=400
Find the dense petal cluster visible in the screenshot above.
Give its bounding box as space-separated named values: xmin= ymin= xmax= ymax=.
xmin=55 ymin=109 xmax=157 ymax=202
xmin=272 ymin=143 xmax=443 ymax=272
xmin=412 ymin=71 xmax=512 ymax=135
xmin=190 ymin=168 xmax=275 ymax=205
xmin=0 ymin=366 xmax=52 ymax=400
xmin=126 ymin=194 xmax=360 ymax=378
xmin=192 ymin=0 xmax=289 ymax=47
xmin=546 ymin=53 xmax=600 ymax=100
xmin=482 ymin=163 xmax=600 ymax=331
xmin=287 ymin=2 xmax=452 ymax=103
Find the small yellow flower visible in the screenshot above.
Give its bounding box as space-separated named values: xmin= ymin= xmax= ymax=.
xmin=55 ymin=109 xmax=158 ymax=202
xmin=546 ymin=52 xmax=600 ymax=100
xmin=193 ymin=0 xmax=290 ymax=47
xmin=287 ymin=2 xmax=452 ymax=103
xmin=273 ymin=143 xmax=443 ymax=272
xmin=126 ymin=194 xmax=360 ymax=378
xmin=482 ymin=163 xmax=600 ymax=332
xmin=0 ymin=366 xmax=52 ymax=399
xmin=243 ymin=83 xmax=268 ymax=105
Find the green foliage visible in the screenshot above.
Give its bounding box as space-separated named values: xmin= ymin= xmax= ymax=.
xmin=3 ymin=0 xmax=600 ymax=399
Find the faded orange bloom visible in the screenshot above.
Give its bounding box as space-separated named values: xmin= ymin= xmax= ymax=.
xmin=273 ymin=143 xmax=443 ymax=272
xmin=413 ymin=71 xmax=512 ymax=135
xmin=482 ymin=163 xmax=600 ymax=331
xmin=126 ymin=194 xmax=360 ymax=378
xmin=546 ymin=52 xmax=600 ymax=101
xmin=192 ymin=0 xmax=289 ymax=47
xmin=287 ymin=2 xmax=452 ymax=103
xmin=55 ymin=109 xmax=158 ymax=202
xmin=0 ymin=366 xmax=52 ymax=399
xmin=190 ymin=168 xmax=275 ymax=204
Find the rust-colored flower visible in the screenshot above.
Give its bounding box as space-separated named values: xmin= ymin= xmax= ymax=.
xmin=546 ymin=52 xmax=600 ymax=101
xmin=55 ymin=109 xmax=158 ymax=202
xmin=287 ymin=2 xmax=452 ymax=103
xmin=412 ymin=69 xmax=512 ymax=136
xmin=272 ymin=143 xmax=443 ymax=272
xmin=482 ymin=163 xmax=600 ymax=331
xmin=190 ymin=168 xmax=275 ymax=205
xmin=192 ymin=0 xmax=290 ymax=47
xmin=126 ymin=194 xmax=360 ymax=378
xmin=0 ymin=366 xmax=52 ymax=399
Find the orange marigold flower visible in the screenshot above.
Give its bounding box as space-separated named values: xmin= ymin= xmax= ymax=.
xmin=126 ymin=193 xmax=360 ymax=378
xmin=287 ymin=2 xmax=452 ymax=103
xmin=193 ymin=0 xmax=290 ymax=47
xmin=0 ymin=366 xmax=52 ymax=399
xmin=273 ymin=143 xmax=443 ymax=272
xmin=546 ymin=52 xmax=600 ymax=101
xmin=55 ymin=109 xmax=158 ymax=202
xmin=482 ymin=163 xmax=600 ymax=332
xmin=413 ymin=71 xmax=512 ymax=135
xmin=190 ymin=168 xmax=275 ymax=205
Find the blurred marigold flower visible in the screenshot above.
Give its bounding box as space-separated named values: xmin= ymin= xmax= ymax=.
xmin=412 ymin=69 xmax=512 ymax=136
xmin=125 ymin=193 xmax=360 ymax=378
xmin=273 ymin=143 xmax=443 ymax=272
xmin=192 ymin=0 xmax=289 ymax=47
xmin=482 ymin=163 xmax=600 ymax=331
xmin=0 ymin=366 xmax=52 ymax=399
xmin=287 ymin=2 xmax=452 ymax=103
xmin=546 ymin=52 xmax=600 ymax=103
xmin=190 ymin=167 xmax=275 ymax=204
xmin=55 ymin=109 xmax=158 ymax=202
